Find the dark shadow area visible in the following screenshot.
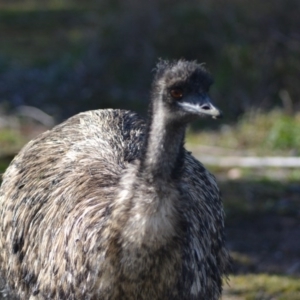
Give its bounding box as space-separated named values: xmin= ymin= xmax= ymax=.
xmin=220 ymin=179 xmax=300 ymax=276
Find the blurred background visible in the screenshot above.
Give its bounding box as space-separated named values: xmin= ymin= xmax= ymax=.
xmin=0 ymin=0 xmax=300 ymax=298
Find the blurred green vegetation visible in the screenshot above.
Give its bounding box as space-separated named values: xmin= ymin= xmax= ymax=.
xmin=0 ymin=0 xmax=299 ymax=119
xmin=224 ymin=274 xmax=300 ymax=300
xmin=187 ymin=110 xmax=300 ymax=155
xmin=0 ymin=128 xmax=25 ymax=156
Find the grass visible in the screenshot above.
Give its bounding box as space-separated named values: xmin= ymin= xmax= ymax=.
xmin=224 ymin=274 xmax=300 ymax=299
xmin=187 ymin=109 xmax=300 ymax=156
xmin=0 ymin=128 xmax=25 ymax=157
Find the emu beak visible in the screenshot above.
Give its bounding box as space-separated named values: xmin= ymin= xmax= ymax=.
xmin=178 ymin=94 xmax=223 ymax=119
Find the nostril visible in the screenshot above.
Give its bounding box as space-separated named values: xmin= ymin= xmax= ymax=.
xmin=201 ymin=104 xmax=211 ymax=110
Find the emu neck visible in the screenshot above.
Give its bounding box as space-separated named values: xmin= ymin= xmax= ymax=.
xmin=141 ymin=100 xmax=185 ymax=181
xmin=111 ymin=98 xmax=186 ymax=251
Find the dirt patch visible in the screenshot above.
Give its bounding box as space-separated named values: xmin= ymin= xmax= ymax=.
xmin=220 ymin=179 xmax=300 ymax=276
xmin=227 ymin=214 xmax=300 ymax=275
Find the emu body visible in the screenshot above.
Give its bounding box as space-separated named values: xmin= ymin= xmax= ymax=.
xmin=0 ymin=60 xmax=229 ymax=299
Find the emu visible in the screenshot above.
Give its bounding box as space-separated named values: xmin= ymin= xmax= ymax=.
xmin=0 ymin=60 xmax=229 ymax=300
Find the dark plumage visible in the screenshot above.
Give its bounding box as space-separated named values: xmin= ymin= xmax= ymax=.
xmin=0 ymin=60 xmax=229 ymax=300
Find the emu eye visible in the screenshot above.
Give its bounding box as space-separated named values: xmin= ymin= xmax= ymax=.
xmin=170 ymin=88 xmax=183 ymax=100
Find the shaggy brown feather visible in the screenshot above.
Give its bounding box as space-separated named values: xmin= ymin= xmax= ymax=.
xmin=0 ymin=60 xmax=229 ymax=300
